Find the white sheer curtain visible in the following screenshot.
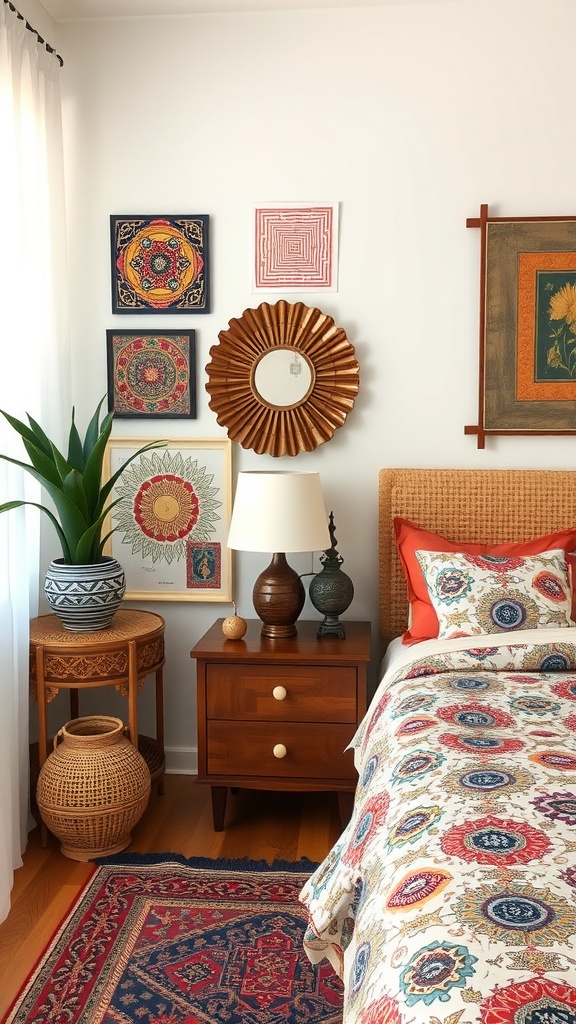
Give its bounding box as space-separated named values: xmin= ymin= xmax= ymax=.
xmin=0 ymin=2 xmax=69 ymax=922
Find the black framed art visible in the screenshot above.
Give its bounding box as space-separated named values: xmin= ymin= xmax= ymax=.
xmin=106 ymin=329 xmax=196 ymax=418
xmin=110 ymin=214 xmax=210 ymax=314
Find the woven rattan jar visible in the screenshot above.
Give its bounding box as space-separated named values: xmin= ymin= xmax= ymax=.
xmin=36 ymin=716 xmax=151 ymax=861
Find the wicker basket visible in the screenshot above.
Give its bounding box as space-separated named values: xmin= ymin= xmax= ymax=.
xmin=36 ymin=715 xmax=151 ymax=861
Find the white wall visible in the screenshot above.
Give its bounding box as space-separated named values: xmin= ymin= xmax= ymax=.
xmin=43 ymin=0 xmax=576 ymax=767
xmin=15 ymin=0 xmax=57 ymax=41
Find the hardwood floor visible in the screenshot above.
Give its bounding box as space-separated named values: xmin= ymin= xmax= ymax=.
xmin=0 ymin=776 xmax=344 ymax=1018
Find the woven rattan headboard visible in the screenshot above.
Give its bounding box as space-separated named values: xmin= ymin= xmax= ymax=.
xmin=379 ymin=468 xmax=576 ymax=649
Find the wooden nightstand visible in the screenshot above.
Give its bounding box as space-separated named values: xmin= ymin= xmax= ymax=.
xmin=190 ymin=618 xmax=371 ymax=831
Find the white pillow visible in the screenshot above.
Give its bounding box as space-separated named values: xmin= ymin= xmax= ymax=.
xmin=414 ymin=548 xmax=574 ymax=639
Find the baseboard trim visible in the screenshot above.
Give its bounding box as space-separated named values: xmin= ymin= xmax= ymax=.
xmin=165 ymin=746 xmax=197 ymax=775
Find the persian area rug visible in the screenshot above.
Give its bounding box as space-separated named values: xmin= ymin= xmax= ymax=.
xmin=6 ymin=853 xmax=343 ymax=1024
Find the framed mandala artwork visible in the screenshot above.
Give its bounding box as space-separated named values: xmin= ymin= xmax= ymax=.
xmin=106 ymin=330 xmax=196 ymax=419
xmin=103 ymin=438 xmax=232 ymax=601
xmin=110 ymin=214 xmax=210 ymax=314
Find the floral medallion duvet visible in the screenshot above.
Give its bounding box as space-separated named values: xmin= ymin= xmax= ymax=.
xmin=300 ymin=629 xmax=576 ymax=1024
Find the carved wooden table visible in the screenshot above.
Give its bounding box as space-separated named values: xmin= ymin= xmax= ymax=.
xmin=30 ymin=609 xmax=166 ymax=843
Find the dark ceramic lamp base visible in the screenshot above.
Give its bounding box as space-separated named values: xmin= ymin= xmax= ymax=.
xmin=252 ymin=552 xmax=305 ymax=639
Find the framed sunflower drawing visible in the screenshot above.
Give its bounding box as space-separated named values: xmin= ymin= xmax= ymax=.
xmin=106 ymin=330 xmax=196 ymax=418
xmin=103 ymin=438 xmax=232 ymax=601
xmin=110 ymin=214 xmax=210 ymax=313
xmin=465 ymin=205 xmax=576 ymax=447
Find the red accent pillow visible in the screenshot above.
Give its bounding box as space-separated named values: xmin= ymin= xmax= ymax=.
xmin=394 ymin=517 xmax=576 ymax=645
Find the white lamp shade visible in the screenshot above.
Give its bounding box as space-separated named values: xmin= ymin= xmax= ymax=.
xmin=227 ymin=471 xmax=330 ymax=553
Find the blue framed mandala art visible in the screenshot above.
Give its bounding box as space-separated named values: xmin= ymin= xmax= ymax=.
xmin=110 ymin=214 xmax=210 ymax=314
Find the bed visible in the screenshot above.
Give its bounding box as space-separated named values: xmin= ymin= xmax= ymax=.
xmin=300 ymin=468 xmax=576 ymax=1024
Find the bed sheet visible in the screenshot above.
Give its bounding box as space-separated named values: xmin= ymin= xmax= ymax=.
xmin=300 ymin=628 xmax=576 ymax=1024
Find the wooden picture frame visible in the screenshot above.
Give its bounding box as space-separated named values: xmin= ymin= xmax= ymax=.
xmin=466 ymin=204 xmax=576 ymax=448
xmin=106 ymin=329 xmax=196 ymax=418
xmin=103 ymin=438 xmax=232 ymax=602
xmin=110 ymin=214 xmax=210 ymax=313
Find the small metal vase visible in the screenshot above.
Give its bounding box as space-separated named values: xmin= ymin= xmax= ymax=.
xmin=308 ymin=512 xmax=354 ymax=638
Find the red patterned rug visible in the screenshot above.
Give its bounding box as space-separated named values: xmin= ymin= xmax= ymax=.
xmin=6 ymin=854 xmax=343 ymax=1024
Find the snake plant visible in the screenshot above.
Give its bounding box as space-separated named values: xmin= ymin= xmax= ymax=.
xmin=0 ymin=397 xmax=164 ymax=565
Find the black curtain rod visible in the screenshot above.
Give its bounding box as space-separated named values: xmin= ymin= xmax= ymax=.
xmin=4 ymin=0 xmax=64 ymax=66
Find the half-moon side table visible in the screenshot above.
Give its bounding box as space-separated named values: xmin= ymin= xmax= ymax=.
xmin=29 ymin=609 xmax=166 ymax=846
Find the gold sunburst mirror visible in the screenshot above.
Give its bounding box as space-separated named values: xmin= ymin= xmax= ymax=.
xmin=205 ymin=300 xmax=360 ymax=457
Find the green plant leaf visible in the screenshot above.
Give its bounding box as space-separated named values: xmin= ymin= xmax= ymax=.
xmin=0 ymin=410 xmax=52 ymax=458
xmin=0 ymin=448 xmax=92 ymax=553
xmin=98 ymin=439 xmax=166 ymax=510
xmin=82 ymin=396 xmax=109 ymax=462
xmin=97 ymin=524 xmax=117 ymax=556
xmin=42 ymin=487 xmax=91 ymax=555
xmin=73 ymin=513 xmax=107 ymax=563
xmin=14 ymin=438 xmax=62 ymax=486
xmin=0 ymin=450 xmax=60 ymax=490
xmin=0 ymin=499 xmax=72 ymax=562
xmin=62 ymin=467 xmax=90 ymax=523
xmin=47 ymin=440 xmax=74 ymax=484
xmin=67 ymin=408 xmax=84 ymax=472
xmin=25 ymin=413 xmax=61 ymax=460
xmin=81 ymin=415 xmax=114 ymax=517
xmin=1 ymin=400 xmax=166 ymax=566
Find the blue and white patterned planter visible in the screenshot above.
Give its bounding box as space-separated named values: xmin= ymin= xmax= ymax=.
xmin=44 ymin=557 xmax=126 ymax=632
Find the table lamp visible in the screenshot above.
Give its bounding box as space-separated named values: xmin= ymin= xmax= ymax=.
xmin=227 ymin=471 xmax=330 ymax=639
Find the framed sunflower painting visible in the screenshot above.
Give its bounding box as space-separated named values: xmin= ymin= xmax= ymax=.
xmin=103 ymin=438 xmax=232 ymax=601
xmin=465 ymin=205 xmax=576 ymax=448
xmin=110 ymin=214 xmax=210 ymax=313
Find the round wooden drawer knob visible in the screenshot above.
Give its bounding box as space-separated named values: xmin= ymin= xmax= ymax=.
xmin=273 ymin=743 xmax=287 ymax=759
xmin=272 ymin=686 xmax=287 ymax=701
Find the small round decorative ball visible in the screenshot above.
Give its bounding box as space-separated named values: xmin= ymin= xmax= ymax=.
xmin=222 ymin=614 xmax=247 ymax=640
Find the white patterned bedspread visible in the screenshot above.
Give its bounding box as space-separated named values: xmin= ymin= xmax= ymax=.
xmin=300 ymin=628 xmax=576 ymax=1024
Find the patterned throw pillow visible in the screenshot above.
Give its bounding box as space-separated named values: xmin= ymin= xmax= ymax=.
xmin=414 ymin=548 xmax=574 ymax=639
xmin=394 ymin=517 xmax=576 ymax=645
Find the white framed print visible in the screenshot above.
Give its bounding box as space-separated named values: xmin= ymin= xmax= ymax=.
xmin=103 ymin=437 xmax=232 ymax=601
xmin=253 ymin=202 xmax=339 ymax=292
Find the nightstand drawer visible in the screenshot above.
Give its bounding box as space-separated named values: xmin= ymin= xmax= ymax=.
xmin=207 ymin=721 xmax=357 ymax=779
xmin=191 ymin=619 xmax=371 ymax=830
xmin=206 ymin=664 xmax=357 ymax=722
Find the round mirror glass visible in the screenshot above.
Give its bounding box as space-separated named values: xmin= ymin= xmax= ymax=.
xmin=252 ymin=349 xmax=313 ymax=409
